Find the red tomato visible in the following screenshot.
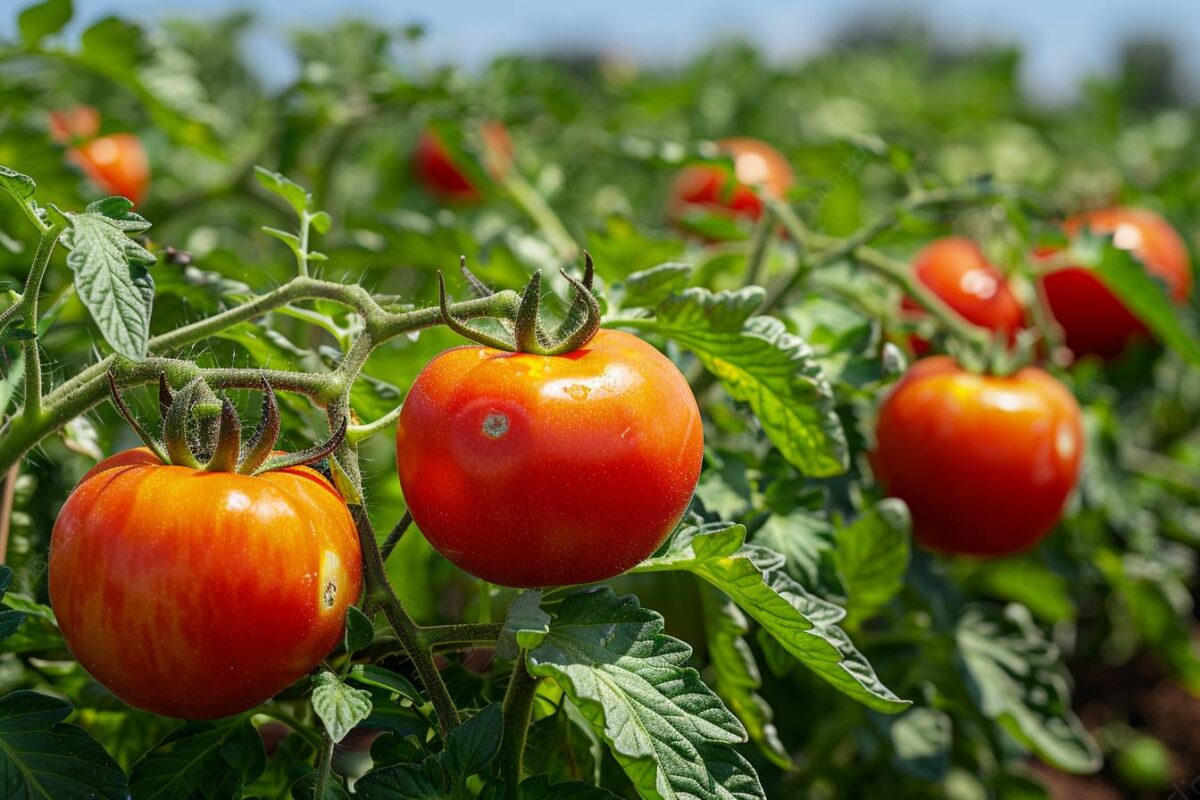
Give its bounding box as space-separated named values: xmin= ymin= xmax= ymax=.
xmin=1041 ymin=207 xmax=1192 ymax=359
xmin=396 ymin=329 xmax=704 ymax=587
xmin=49 ymin=106 xmax=101 ymax=144
xmin=667 ymin=137 xmax=793 ymax=233
xmin=871 ymin=357 xmax=1083 ymax=557
xmin=903 ymin=237 xmax=1025 ymax=355
xmin=50 ymin=448 xmax=362 ymax=719
xmin=68 ymin=133 xmax=151 ymax=205
xmin=412 ymin=121 xmax=513 ymax=203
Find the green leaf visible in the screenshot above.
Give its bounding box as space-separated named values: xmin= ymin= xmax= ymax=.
xmin=0 ymin=566 xmax=26 ymax=642
xmin=61 ymin=197 xmax=156 ymax=360
xmin=347 ymin=664 xmax=423 ymax=704
xmin=255 ymin=167 xmax=313 ymax=215
xmin=525 ymin=586 xmax=765 ymax=800
xmin=618 ymin=263 xmax=693 ymax=309
xmin=877 ymin=707 xmax=952 ymax=781
xmin=354 ymin=757 xmax=447 ymax=800
xmin=18 ymin=0 xmax=72 ymax=47
xmin=520 ymin=775 xmax=622 ymax=799
xmin=1086 ymin=237 xmax=1200 ymax=365
xmin=699 ymin=585 xmax=792 ymax=770
xmin=443 ymin=704 xmax=502 ymax=780
xmin=129 ymin=717 xmax=266 ymax=800
xmin=497 ymin=590 xmax=551 ymax=659
xmin=632 ymin=287 xmax=848 ymax=476
xmin=312 ymin=671 xmax=373 ymax=744
xmin=0 ymin=164 xmax=44 ymax=230
xmin=0 ymin=690 xmax=127 ymax=799
xmin=291 ymin=772 xmax=352 ymax=800
xmin=635 ymin=524 xmax=907 ymax=713
xmin=753 ymin=511 xmax=844 ymax=598
xmin=956 ymin=604 xmax=1101 ymax=773
xmin=344 ymin=606 xmax=374 ymax=654
xmin=834 ymin=500 xmax=911 ymax=617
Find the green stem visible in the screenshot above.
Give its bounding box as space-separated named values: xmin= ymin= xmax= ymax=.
xmin=255 ymin=704 xmax=325 ymax=750
xmin=313 ymin=734 xmax=335 ymax=797
xmin=379 ymin=511 xmax=412 ymax=562
xmin=14 ymin=224 xmax=65 ymax=421
xmin=417 ymin=622 xmax=504 ymax=650
xmin=501 ymin=170 xmax=579 ymax=262
xmin=500 ymin=653 xmax=539 ymax=799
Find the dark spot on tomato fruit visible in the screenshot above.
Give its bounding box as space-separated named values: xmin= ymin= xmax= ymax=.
xmin=324 ymin=581 xmax=337 ymax=608
xmin=482 ymin=412 xmax=509 ymax=439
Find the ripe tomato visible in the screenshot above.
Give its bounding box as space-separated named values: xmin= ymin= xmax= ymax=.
xmin=48 ymin=106 xmax=101 ymax=144
xmin=871 ymin=357 xmax=1083 ymax=557
xmin=903 ymin=237 xmax=1025 ymax=355
xmin=68 ymin=133 xmax=151 ymax=205
xmin=667 ymin=137 xmax=793 ymax=233
xmin=50 ymin=448 xmax=362 ymax=719
xmin=412 ymin=121 xmax=513 ymax=203
xmin=396 ymin=329 xmax=703 ymax=587
xmin=1041 ymin=207 xmax=1193 ymax=359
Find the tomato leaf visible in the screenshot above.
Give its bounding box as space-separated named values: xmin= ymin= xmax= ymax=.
xmin=129 ymin=717 xmax=266 ymax=799
xmin=17 ymin=0 xmax=72 ymax=47
xmin=616 ymin=263 xmax=693 ymax=310
xmin=519 ymin=775 xmax=622 ymax=799
xmin=61 ymin=197 xmax=156 ymax=360
xmin=834 ymin=499 xmax=912 ymax=618
xmin=347 ymin=664 xmax=423 ymax=705
xmin=0 ymin=566 xmax=26 ymax=642
xmin=0 ymin=690 xmax=128 ymax=799
xmin=626 ymin=287 xmax=848 ymax=476
xmin=311 ymin=671 xmax=373 ymax=744
xmin=753 ymin=511 xmax=844 ymax=599
xmin=255 ymin=167 xmax=315 ymax=215
xmin=699 ymin=584 xmax=792 ymax=770
xmin=523 ymin=703 xmax=603 ymax=787
xmin=354 ymin=756 xmax=447 ymax=800
xmin=956 ymin=604 xmax=1101 ymax=773
xmin=344 ymin=606 xmax=375 ymax=655
xmin=524 ymin=585 xmax=766 ymax=800
xmin=634 ymin=523 xmax=908 ymax=714
xmin=0 ymin=164 xmax=46 ymax=231
xmin=874 ymin=707 xmax=952 ymax=781
xmin=442 ymin=703 xmax=502 ymax=780
xmin=497 ymin=590 xmax=551 ymax=660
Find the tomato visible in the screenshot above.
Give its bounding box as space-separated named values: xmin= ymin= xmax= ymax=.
xmin=48 ymin=106 xmax=101 ymax=144
xmin=68 ymin=133 xmax=151 ymax=205
xmin=395 ymin=329 xmax=703 ymax=588
xmin=412 ymin=121 xmax=513 ymax=203
xmin=667 ymin=137 xmax=793 ymax=233
xmin=1041 ymin=207 xmax=1193 ymax=359
xmin=871 ymin=357 xmax=1083 ymax=557
xmin=49 ymin=448 xmax=362 ymax=719
xmin=903 ymin=237 xmax=1025 ymax=355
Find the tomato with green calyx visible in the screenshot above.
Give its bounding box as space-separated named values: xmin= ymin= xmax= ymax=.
xmin=667 ymin=137 xmax=793 ymax=235
xmin=396 ymin=329 xmax=703 ymax=588
xmin=412 ymin=121 xmax=513 ymax=203
xmin=871 ymin=356 xmax=1083 ymax=557
xmin=903 ymin=237 xmax=1025 ymax=355
xmin=1040 ymin=207 xmax=1192 ymax=359
xmin=49 ymin=378 xmax=361 ymax=720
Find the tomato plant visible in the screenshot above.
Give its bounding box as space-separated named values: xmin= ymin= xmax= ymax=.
xmin=0 ymin=3 xmax=1198 ymax=800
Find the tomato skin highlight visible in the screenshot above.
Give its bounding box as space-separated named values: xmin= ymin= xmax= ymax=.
xmin=412 ymin=121 xmax=513 ymax=203
xmin=1041 ymin=207 xmax=1193 ymax=359
xmin=49 ymin=449 xmax=362 ymax=720
xmin=667 ymin=137 xmax=793 ymax=232
xmin=903 ymin=237 xmax=1025 ymax=355
xmin=68 ymin=133 xmax=151 ymax=205
xmin=396 ymin=329 xmax=704 ymax=588
xmin=871 ymin=357 xmax=1083 ymax=557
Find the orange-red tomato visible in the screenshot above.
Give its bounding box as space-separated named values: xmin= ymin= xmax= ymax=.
xmin=50 ymin=448 xmax=362 ymax=719
xmin=667 ymin=137 xmax=793 ymax=233
xmin=412 ymin=121 xmax=513 ymax=203
xmin=68 ymin=133 xmax=151 ymax=205
xmin=49 ymin=106 xmax=101 ymax=144
xmin=872 ymin=357 xmax=1083 ymax=557
xmin=903 ymin=237 xmax=1025 ymax=355
xmin=396 ymin=329 xmax=703 ymax=588
xmin=1041 ymin=207 xmax=1193 ymax=359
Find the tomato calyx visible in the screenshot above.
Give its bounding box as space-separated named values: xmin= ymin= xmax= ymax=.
xmin=107 ymin=372 xmax=346 ymax=475
xmin=438 ymin=252 xmax=601 ymax=355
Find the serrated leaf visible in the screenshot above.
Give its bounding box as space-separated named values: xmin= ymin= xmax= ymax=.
xmin=344 ymin=606 xmax=374 ymax=654
xmin=0 ymin=164 xmax=43 ymax=229
xmin=635 ymin=524 xmax=907 ymax=713
xmin=130 ymin=716 xmax=265 ymax=800
xmin=443 ymin=704 xmax=502 ymax=779
xmin=619 ymin=263 xmax=693 ymax=309
xmin=312 ymin=671 xmax=372 ymax=744
xmin=354 ymin=756 xmax=447 ymax=800
xmin=525 ymin=586 xmax=765 ymax=800
xmin=699 ymin=585 xmax=792 ymax=770
xmin=834 ymin=500 xmax=911 ymax=617
xmin=634 ymin=288 xmax=848 ymax=476
xmin=956 ymin=604 xmax=1101 ymax=773
xmin=62 ymin=198 xmax=156 ymax=360
xmin=255 ymin=167 xmax=312 ymax=214
xmin=520 ymin=775 xmax=622 ymax=799
xmin=0 ymin=690 xmax=128 ymax=799
xmin=753 ymin=511 xmax=844 ymax=598
xmin=18 ymin=0 xmax=72 ymax=46
xmin=497 ymin=590 xmax=551 ymax=659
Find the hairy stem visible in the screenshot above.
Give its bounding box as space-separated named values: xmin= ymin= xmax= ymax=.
xmin=418 ymin=622 xmax=504 ymax=650
xmin=313 ymin=734 xmax=336 ymax=797
xmin=500 ymin=653 xmax=540 ymax=799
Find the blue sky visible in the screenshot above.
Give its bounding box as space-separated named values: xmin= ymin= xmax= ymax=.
xmin=6 ymin=0 xmax=1200 ymax=102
